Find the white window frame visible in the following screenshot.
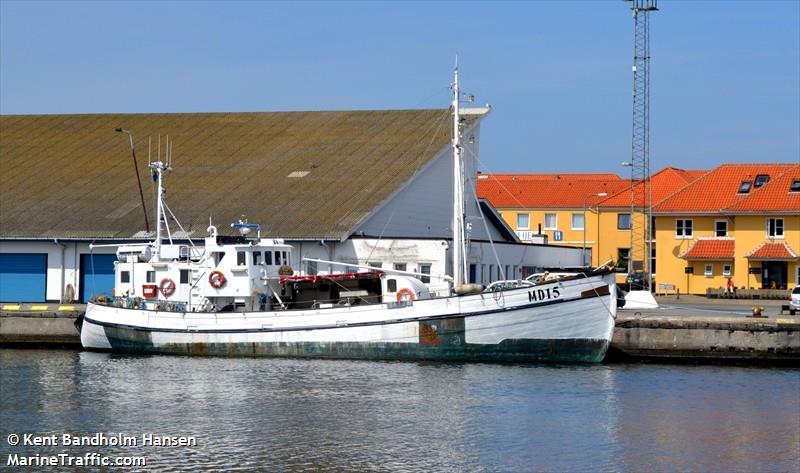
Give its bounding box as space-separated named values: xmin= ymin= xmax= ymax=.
xmin=544 ymin=213 xmax=557 ymax=231
xmin=766 ymin=218 xmax=784 ymax=239
xmin=517 ymin=212 xmax=530 ymax=230
xmin=715 ymin=219 xmax=728 ymax=237
xmin=617 ymin=213 xmax=632 ymax=230
xmin=722 ymin=264 xmax=732 ymax=277
xmin=704 ymin=264 xmax=713 ymax=277
xmin=676 ymin=219 xmax=694 ymax=239
xmin=571 ymin=213 xmax=585 ymax=231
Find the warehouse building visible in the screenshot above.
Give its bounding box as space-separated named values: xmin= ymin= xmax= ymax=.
xmin=0 ymin=109 xmax=582 ymax=302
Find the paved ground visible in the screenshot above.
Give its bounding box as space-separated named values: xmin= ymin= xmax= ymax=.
xmin=621 ymin=294 xmax=792 ymax=318
xmin=1 ymin=303 xmax=86 ymax=313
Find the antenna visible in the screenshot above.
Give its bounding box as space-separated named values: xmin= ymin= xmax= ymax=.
xmin=625 ymin=0 xmax=658 ymax=290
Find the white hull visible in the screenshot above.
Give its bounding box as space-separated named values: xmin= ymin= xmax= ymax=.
xmin=81 ymin=273 xmax=617 ymax=362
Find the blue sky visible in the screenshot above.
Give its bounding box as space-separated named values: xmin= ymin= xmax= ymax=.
xmin=1 ymin=1 xmax=798 ymax=173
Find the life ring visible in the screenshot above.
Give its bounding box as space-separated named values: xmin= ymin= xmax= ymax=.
xmin=160 ymin=278 xmax=176 ymax=297
xmin=209 ymin=270 xmax=227 ymax=289
xmin=396 ymin=288 xmax=415 ymax=302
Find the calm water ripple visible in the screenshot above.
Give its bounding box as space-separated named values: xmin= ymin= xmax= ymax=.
xmin=1 ymin=349 xmax=798 ymax=472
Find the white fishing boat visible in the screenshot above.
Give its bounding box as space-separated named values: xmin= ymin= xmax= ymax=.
xmin=80 ymin=65 xmax=617 ymax=362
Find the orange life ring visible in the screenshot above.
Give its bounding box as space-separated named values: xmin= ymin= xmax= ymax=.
xmin=160 ymin=278 xmax=176 ymax=297
xmin=396 ymin=288 xmax=415 ymax=302
xmin=209 ymin=270 xmax=227 ymax=289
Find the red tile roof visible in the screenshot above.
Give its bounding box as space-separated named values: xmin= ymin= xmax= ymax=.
xmin=678 ymin=238 xmax=736 ymax=260
xmin=653 ymin=163 xmax=799 ymax=214
xmin=598 ymin=167 xmax=706 ymax=208
xmin=725 ymin=165 xmax=800 ymax=212
xmin=476 ymin=177 xmax=629 ymax=208
xmin=744 ymin=242 xmax=799 ymax=261
xmin=477 ymin=173 xmax=622 ymax=181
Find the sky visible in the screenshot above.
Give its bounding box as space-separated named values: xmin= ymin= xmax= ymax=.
xmin=1 ymin=1 xmax=798 ymax=174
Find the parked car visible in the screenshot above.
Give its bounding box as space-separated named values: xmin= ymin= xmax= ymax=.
xmin=790 ymin=287 xmax=800 ymax=315
xmin=626 ymin=272 xmax=648 ymax=291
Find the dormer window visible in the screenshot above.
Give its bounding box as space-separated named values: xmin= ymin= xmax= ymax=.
xmin=753 ymin=174 xmax=769 ymax=188
xmin=791 ymin=179 xmax=800 ymax=193
xmin=738 ymin=181 xmax=752 ymax=194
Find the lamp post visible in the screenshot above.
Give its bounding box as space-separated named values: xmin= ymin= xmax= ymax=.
xmin=583 ymin=192 xmax=608 ymax=267
xmin=115 ymin=128 xmax=150 ymax=233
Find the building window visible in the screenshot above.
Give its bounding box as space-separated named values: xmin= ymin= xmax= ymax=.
xmin=723 ymin=264 xmax=732 ymax=277
xmin=650 ymin=247 xmax=656 ymax=276
xmin=791 ymin=179 xmax=800 ymax=193
xmin=704 ymin=264 xmax=713 ymax=277
xmin=767 ymin=218 xmax=784 ymax=238
xmin=715 ymin=220 xmax=728 ymax=237
xmin=676 ymin=219 xmax=693 ymax=238
xmin=253 ymin=252 xmax=262 ymax=265
xmin=738 ymin=181 xmax=752 ymax=194
xmin=394 ymin=263 xmax=407 ymax=272
xmin=572 ymin=213 xmax=585 ymax=231
xmin=618 ymin=214 xmax=631 ymax=230
xmin=754 ymin=174 xmax=769 ymax=188
xmin=237 ymin=251 xmax=246 ymax=266
xmin=517 ymin=213 xmax=530 ymax=230
xmin=368 ymin=261 xmax=382 ymax=269
xmin=146 ymin=271 xmax=155 ymax=283
xmin=616 ymin=248 xmax=630 ymax=273
xmin=544 ymin=213 xmax=557 ymax=230
xmin=121 ymin=271 xmax=130 ymax=283
xmin=420 ymin=264 xmax=431 ymax=283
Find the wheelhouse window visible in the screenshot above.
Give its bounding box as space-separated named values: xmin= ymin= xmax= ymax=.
xmin=368 ymin=262 xmax=382 ymax=269
xmin=265 ymin=251 xmax=272 ymax=265
xmin=754 ymin=174 xmax=769 ymax=188
xmin=676 ymin=219 xmax=693 ymax=238
xmin=394 ymin=263 xmax=407 ymax=272
xmin=253 ymin=252 xmax=262 ymax=265
xmin=387 ymin=279 xmax=397 ymax=292
xmin=618 ymin=213 xmax=631 ymax=230
xmin=307 ymin=260 xmax=318 ymax=275
xmin=180 ymin=269 xmax=189 ymax=284
xmin=237 ymin=251 xmax=246 ymax=266
xmin=419 ymin=264 xmax=431 ymax=283
xmin=572 ymin=213 xmax=584 ymax=231
xmin=121 ymin=271 xmax=130 ymax=283
xmin=738 ymin=181 xmax=752 ymax=194
xmin=274 ymin=251 xmax=281 ymax=265
xmin=715 ymin=220 xmax=728 ymax=237
xmin=767 ymin=218 xmax=784 ymax=238
xmin=517 ymin=213 xmax=530 ymax=230
xmin=146 ymin=271 xmax=155 ymax=283
xmin=282 ymin=251 xmax=289 ymax=266
xmin=544 ymin=213 xmax=557 ymax=230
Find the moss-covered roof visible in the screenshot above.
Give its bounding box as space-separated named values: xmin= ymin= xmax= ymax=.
xmin=0 ymin=109 xmax=460 ymax=240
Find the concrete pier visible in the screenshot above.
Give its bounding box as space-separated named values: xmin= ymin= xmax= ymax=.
xmin=0 ymin=305 xmax=81 ymax=346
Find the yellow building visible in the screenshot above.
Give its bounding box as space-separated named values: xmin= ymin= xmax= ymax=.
xmin=653 ymin=164 xmax=800 ymax=294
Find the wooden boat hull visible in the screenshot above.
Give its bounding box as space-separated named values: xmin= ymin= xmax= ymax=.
xmin=81 ymin=273 xmax=617 ymax=363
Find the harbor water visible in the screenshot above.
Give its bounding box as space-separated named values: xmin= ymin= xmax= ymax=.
xmin=1 ymin=349 xmax=798 ymax=472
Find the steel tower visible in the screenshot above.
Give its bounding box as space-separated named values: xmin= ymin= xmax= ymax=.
xmin=627 ymin=0 xmax=658 ymax=290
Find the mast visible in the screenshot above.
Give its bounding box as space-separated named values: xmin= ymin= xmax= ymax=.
xmin=149 ymin=136 xmax=171 ymax=259
xmin=451 ymin=58 xmax=467 ymax=286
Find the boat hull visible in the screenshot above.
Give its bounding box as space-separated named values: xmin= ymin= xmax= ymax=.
xmin=81 ymin=273 xmax=617 ymax=363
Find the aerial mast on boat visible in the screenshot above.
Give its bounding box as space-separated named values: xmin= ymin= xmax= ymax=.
xmin=451 ymin=57 xmax=468 ymax=287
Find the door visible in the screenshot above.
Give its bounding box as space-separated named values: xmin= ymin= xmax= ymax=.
xmin=0 ymin=253 xmax=47 ymax=302
xmin=80 ymin=254 xmax=117 ymax=302
xmin=762 ymin=261 xmax=788 ymax=289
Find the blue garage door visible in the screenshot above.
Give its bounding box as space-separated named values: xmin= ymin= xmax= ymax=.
xmin=80 ymin=254 xmax=117 ymax=303
xmin=0 ymin=253 xmax=48 ymax=302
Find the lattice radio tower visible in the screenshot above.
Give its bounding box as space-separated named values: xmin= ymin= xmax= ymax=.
xmin=626 ymin=0 xmax=658 ymax=290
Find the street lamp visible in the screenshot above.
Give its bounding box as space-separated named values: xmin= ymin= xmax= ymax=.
xmin=115 ymin=128 xmax=150 ymax=233
xmin=583 ymin=192 xmax=608 ymax=266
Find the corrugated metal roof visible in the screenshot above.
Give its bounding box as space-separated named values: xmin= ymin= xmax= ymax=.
xmin=0 ymin=109 xmax=465 ymax=240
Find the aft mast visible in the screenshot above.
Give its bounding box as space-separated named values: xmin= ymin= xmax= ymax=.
xmin=451 ymin=58 xmax=468 ymax=286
